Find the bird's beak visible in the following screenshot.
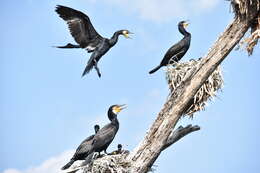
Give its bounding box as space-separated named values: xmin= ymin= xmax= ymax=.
xmin=183 ymin=21 xmax=190 ymax=28
xmin=118 ymin=104 xmax=127 ymax=112
xmin=124 ymin=32 xmax=133 ymax=39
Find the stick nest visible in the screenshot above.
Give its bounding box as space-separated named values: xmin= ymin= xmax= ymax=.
xmin=84 ymin=154 xmax=131 ymax=173
xmin=230 ymin=0 xmax=260 ymax=55
xmin=166 ymin=59 xmax=224 ymax=117
xmin=64 ymin=154 xmax=131 ymax=173
xmin=237 ymin=17 xmax=260 ymax=55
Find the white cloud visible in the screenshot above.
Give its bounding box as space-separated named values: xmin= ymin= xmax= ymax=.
xmin=91 ymin=0 xmax=220 ymax=22
xmin=2 ymin=150 xmax=74 ymax=173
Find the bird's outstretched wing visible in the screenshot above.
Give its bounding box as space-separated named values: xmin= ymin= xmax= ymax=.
xmin=55 ymin=5 xmax=102 ymax=47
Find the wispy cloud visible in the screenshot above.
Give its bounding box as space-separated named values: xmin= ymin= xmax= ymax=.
xmin=2 ymin=150 xmax=74 ymax=173
xmin=90 ymin=0 xmax=220 ymax=22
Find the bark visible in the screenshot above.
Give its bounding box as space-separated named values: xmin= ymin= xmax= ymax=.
xmin=127 ymin=1 xmax=259 ymax=172
xmin=162 ymin=125 xmax=200 ymax=151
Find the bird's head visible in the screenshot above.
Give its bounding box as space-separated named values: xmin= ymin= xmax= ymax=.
xmin=118 ymin=144 xmax=122 ymax=151
xmin=94 ymin=124 xmax=100 ymax=133
xmin=120 ymin=30 xmax=133 ymax=39
xmin=179 ymin=20 xmax=190 ymax=29
xmin=110 ymin=104 xmax=127 ymax=115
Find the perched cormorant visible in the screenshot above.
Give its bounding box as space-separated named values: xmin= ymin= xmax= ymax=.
xmin=55 ymin=5 xmax=133 ymax=77
xmin=149 ymin=21 xmax=191 ymax=74
xmin=61 ymin=125 xmax=100 ymax=170
xmin=92 ymin=105 xmax=126 ymax=154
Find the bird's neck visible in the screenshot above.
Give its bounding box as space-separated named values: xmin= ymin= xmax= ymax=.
xmin=109 ymin=31 xmax=121 ymax=46
xmin=178 ymin=26 xmax=190 ymax=37
xmin=108 ymin=112 xmax=119 ymax=125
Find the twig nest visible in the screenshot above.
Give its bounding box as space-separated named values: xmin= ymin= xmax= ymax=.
xmin=166 ymin=59 xmax=224 ymax=117
xmin=237 ymin=17 xmax=260 ymax=55
xmin=83 ymin=154 xmax=131 ymax=173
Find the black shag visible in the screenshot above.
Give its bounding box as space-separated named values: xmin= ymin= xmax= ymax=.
xmin=92 ymin=105 xmax=126 ymax=154
xmin=149 ymin=21 xmax=191 ymax=74
xmin=109 ymin=144 xmax=122 ymax=155
xmin=61 ymin=125 xmax=100 ymax=170
xmin=55 ymin=5 xmax=133 ymax=77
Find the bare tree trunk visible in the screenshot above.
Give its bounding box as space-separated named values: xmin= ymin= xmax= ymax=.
xmin=80 ymin=1 xmax=259 ymax=173
xmin=127 ymin=1 xmax=259 ymax=172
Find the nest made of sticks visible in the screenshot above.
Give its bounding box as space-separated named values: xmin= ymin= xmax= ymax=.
xmin=84 ymin=154 xmax=131 ymax=173
xmin=63 ymin=154 xmax=131 ymax=173
xmin=166 ymin=59 xmax=224 ymax=117
xmin=230 ymin=0 xmax=260 ymax=55
xmin=237 ymin=17 xmax=260 ymax=55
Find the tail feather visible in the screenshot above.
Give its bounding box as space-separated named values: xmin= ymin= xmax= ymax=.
xmin=82 ymin=59 xmax=94 ymax=77
xmin=55 ymin=43 xmax=80 ymax=48
xmin=149 ymin=65 xmax=162 ymax=74
xmin=61 ymin=159 xmax=75 ymax=170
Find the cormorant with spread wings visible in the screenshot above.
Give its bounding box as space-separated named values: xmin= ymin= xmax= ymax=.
xmin=55 ymin=5 xmax=133 ymax=77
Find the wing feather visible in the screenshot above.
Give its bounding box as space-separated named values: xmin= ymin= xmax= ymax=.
xmin=55 ymin=5 xmax=102 ymax=47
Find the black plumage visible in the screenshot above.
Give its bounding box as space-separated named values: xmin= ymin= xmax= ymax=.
xmin=108 ymin=144 xmax=122 ymax=155
xmin=55 ymin=5 xmax=132 ymax=77
xmin=149 ymin=21 xmax=191 ymax=74
xmin=91 ymin=105 xmax=126 ymax=154
xmin=61 ymin=105 xmax=126 ymax=170
xmin=61 ymin=125 xmax=100 ymax=170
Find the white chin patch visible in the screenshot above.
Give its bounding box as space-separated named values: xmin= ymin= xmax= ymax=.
xmin=112 ymin=109 xmax=118 ymax=114
xmin=86 ymin=46 xmax=96 ymax=51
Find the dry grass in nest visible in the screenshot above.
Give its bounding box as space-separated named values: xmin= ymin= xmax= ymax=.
xmin=166 ymin=59 xmax=224 ymax=117
xmin=63 ymin=154 xmax=131 ymax=173
xmin=84 ymin=154 xmax=131 ymax=173
xmin=230 ymin=0 xmax=260 ymax=55
xmin=237 ymin=17 xmax=260 ymax=55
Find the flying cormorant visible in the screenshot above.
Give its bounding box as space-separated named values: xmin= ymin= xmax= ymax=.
xmin=55 ymin=5 xmax=133 ymax=77
xmin=61 ymin=125 xmax=100 ymax=170
xmin=149 ymin=21 xmax=191 ymax=74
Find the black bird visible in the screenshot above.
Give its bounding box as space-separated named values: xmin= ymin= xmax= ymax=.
xmin=55 ymin=5 xmax=133 ymax=77
xmin=92 ymin=105 xmax=126 ymax=154
xmin=109 ymin=144 xmax=129 ymax=155
xmin=61 ymin=125 xmax=100 ymax=170
xmin=109 ymin=144 xmax=122 ymax=155
xmin=149 ymin=21 xmax=191 ymax=74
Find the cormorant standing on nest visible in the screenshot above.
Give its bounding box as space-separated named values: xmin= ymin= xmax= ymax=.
xmin=55 ymin=5 xmax=133 ymax=78
xmin=61 ymin=125 xmax=100 ymax=170
xmin=149 ymin=21 xmax=191 ymax=74
xmin=92 ymin=104 xmax=126 ymax=154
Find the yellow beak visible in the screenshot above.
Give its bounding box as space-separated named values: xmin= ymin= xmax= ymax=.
xmin=123 ymin=32 xmax=133 ymax=39
xmin=118 ymin=104 xmax=127 ymax=112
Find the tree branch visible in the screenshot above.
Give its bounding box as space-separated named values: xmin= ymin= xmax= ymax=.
xmin=79 ymin=1 xmax=259 ymax=172
xmin=162 ymin=125 xmax=200 ymax=151
xmin=127 ymin=1 xmax=259 ymax=172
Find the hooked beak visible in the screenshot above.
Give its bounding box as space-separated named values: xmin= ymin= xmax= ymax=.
xmin=118 ymin=104 xmax=127 ymax=111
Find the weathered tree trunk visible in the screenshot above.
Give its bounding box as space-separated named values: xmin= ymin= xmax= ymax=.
xmin=127 ymin=1 xmax=259 ymax=172
xmin=79 ymin=1 xmax=259 ymax=173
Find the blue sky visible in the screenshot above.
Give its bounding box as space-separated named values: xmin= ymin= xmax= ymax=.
xmin=1 ymin=0 xmax=260 ymax=173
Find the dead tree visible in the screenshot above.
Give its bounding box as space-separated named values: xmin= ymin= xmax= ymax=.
xmin=128 ymin=1 xmax=259 ymax=172
xmin=74 ymin=1 xmax=259 ymax=172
